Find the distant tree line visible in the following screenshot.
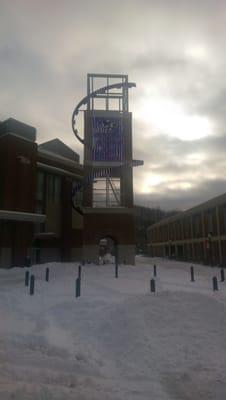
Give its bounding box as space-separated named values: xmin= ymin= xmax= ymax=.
xmin=134 ymin=205 xmax=178 ymax=254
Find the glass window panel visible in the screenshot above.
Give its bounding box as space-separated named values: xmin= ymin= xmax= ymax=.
xmin=54 ymin=176 xmax=61 ymax=201
xmin=93 ymin=177 xmax=121 ymax=207
xmin=36 ymin=171 xmax=44 ymax=201
xmin=47 ymin=174 xmax=61 ymax=202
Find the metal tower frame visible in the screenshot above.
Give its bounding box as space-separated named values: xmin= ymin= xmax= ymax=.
xmin=87 ymin=73 xmax=129 ymax=112
xmin=72 ymin=73 xmax=136 ymax=145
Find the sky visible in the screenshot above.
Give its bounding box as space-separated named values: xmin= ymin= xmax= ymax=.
xmin=1 ymin=0 xmax=226 ymax=211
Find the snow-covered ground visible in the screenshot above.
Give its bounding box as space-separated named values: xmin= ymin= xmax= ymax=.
xmin=0 ymin=256 xmax=226 ymax=399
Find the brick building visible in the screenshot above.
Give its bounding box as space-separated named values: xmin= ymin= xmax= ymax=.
xmin=147 ymin=193 xmax=226 ymax=266
xmin=0 ymin=118 xmax=83 ymax=268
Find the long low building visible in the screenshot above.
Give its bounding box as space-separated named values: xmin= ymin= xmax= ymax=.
xmin=147 ymin=193 xmax=226 ymax=267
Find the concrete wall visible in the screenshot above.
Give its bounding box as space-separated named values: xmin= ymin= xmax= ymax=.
xmin=0 ymin=247 xmax=12 ymax=268
xmin=83 ymin=245 xmax=99 ymax=264
xmin=72 ymin=209 xmax=83 ymax=229
xmin=71 ymin=247 xmax=83 ymax=262
xmin=33 ymin=247 xmax=61 ymax=264
xmin=45 ymin=201 xmax=61 ymax=235
xmin=118 ymin=245 xmax=135 ymax=265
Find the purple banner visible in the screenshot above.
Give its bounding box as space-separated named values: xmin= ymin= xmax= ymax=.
xmin=92 ymin=116 xmax=124 ymax=161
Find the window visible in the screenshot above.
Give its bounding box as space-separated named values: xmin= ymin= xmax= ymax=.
xmin=175 ymin=221 xmax=182 ymax=240
xmin=54 ymin=176 xmax=61 ymax=200
xmin=34 ymin=204 xmax=45 ymax=234
xmin=207 ymin=209 xmax=215 ymax=235
xmin=183 ymin=218 xmax=191 ymax=239
xmin=36 ymin=171 xmax=45 ymax=201
xmin=72 ymin=180 xmax=83 ymax=208
xmin=223 ymin=204 xmax=226 ymax=233
xmin=169 ymin=224 xmax=173 ymax=240
xmin=93 ymin=177 xmax=121 ymax=207
xmin=47 ymin=175 xmax=61 ymax=202
xmin=193 ymin=214 xmax=202 ymax=238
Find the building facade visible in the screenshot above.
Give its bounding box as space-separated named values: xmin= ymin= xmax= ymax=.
xmin=0 ymin=118 xmax=83 ymax=268
xmin=147 ymin=193 xmax=226 ymax=267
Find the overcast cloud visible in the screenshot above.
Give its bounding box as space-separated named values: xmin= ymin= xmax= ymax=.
xmin=1 ymin=0 xmax=226 ymax=210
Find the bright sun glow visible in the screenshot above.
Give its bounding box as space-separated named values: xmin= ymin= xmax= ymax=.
xmin=139 ymin=173 xmax=195 ymax=193
xmin=136 ymin=98 xmax=213 ymax=141
xmin=185 ymin=45 xmax=209 ymax=61
xmin=140 ymin=175 xmax=165 ymax=193
xmin=167 ymin=182 xmax=193 ymax=190
xmin=185 ymin=153 xmax=206 ymax=165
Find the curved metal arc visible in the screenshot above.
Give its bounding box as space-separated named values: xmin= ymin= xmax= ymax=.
xmin=72 ymin=81 xmax=136 ymax=145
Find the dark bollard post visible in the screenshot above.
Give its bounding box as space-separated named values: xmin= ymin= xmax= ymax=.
xmin=25 ymin=270 xmax=30 ymax=286
xmin=150 ymin=278 xmax=156 ymax=293
xmin=220 ymin=268 xmax=225 ymax=282
xmin=45 ymin=267 xmax=49 ymax=282
xmin=153 ymin=264 xmax=157 ymax=277
xmin=115 ymin=247 xmax=119 ymax=278
xmin=75 ymin=278 xmax=81 ymax=298
xmin=78 ymin=265 xmax=82 ymax=280
xmin=25 ymin=256 xmax=31 ymax=268
xmin=212 ymin=276 xmax=218 ymax=291
xmin=30 ymin=275 xmax=35 ymax=295
xmin=115 ymin=254 xmax=119 ymax=278
xmin=115 ymin=263 xmax=118 ymax=278
xmin=82 ymin=260 xmax=85 ymax=266
xmin=190 ymin=266 xmax=195 ymax=282
xmin=78 ymin=265 xmax=82 ymax=294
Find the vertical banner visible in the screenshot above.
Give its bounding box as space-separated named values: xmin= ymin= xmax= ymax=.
xmin=92 ymin=115 xmax=124 ymax=161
